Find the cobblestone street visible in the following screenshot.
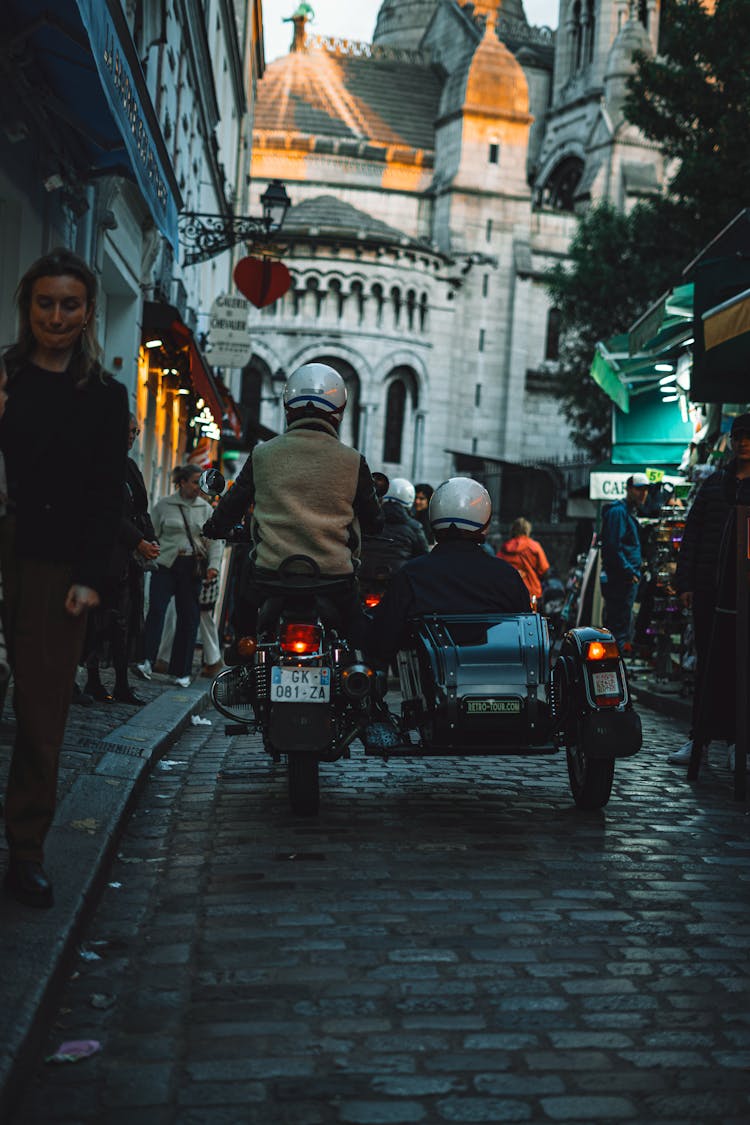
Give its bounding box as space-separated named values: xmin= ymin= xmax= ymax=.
xmin=8 ymin=705 xmax=750 ymax=1125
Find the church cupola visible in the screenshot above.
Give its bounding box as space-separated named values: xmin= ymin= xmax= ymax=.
xmin=372 ymin=1 xmax=440 ymax=49
xmin=463 ymin=11 xmax=531 ymax=121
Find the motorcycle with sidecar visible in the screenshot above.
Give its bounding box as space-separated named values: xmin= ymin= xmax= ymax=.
xmin=200 ymin=471 xmax=642 ymax=815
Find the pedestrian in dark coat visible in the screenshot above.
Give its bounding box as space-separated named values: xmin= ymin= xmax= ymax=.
xmin=0 ymin=248 xmax=129 ymax=908
xmin=84 ymin=416 xmax=160 ymax=704
xmin=666 ymin=463 xmax=732 ymax=763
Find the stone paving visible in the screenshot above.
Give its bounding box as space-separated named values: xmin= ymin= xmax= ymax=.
xmin=7 ymin=706 xmax=750 ymax=1125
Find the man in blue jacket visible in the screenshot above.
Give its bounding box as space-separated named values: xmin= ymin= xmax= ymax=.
xmin=599 ymin=472 xmax=649 ymax=654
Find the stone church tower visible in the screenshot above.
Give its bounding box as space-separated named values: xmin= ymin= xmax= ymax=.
xmin=232 ymin=1 xmax=664 ymax=529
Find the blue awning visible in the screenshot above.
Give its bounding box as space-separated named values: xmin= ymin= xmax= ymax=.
xmin=6 ymin=0 xmax=181 ymax=250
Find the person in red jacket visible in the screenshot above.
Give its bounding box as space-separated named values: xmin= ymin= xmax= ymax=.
xmin=496 ymin=518 xmax=550 ymax=607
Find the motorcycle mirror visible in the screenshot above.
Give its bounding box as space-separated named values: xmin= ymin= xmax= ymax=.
xmin=199 ymin=468 xmax=225 ymax=496
xmin=372 ymin=472 xmax=389 ymax=498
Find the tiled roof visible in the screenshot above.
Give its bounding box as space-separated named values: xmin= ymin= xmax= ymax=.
xmin=254 ymin=47 xmax=441 ymax=153
xmin=282 ymin=195 xmax=415 ymax=246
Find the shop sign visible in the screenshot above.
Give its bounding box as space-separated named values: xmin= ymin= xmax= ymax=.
xmin=208 ymin=294 xmax=251 ymax=369
xmin=589 ymin=472 xmax=630 ymax=500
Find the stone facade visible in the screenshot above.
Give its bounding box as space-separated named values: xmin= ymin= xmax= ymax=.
xmin=228 ymin=1 xmax=664 ymax=517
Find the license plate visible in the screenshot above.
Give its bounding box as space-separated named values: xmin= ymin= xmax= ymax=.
xmin=465 ymin=698 xmax=521 ymax=715
xmin=271 ymin=666 xmax=331 ymax=702
xmin=592 ymin=671 xmax=620 ymax=696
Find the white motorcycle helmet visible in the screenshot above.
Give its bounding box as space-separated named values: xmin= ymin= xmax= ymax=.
xmin=385 ymin=478 xmax=416 ymax=507
xmin=429 ymin=477 xmax=491 ymax=534
xmin=283 ymin=362 xmax=347 ymax=418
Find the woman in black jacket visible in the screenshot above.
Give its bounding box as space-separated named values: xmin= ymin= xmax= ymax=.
xmin=0 ymin=248 xmax=129 ymax=907
xmin=84 ymin=415 xmax=160 ymax=704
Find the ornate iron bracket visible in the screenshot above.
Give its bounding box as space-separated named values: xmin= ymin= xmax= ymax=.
xmin=178 ymin=212 xmax=272 ymax=266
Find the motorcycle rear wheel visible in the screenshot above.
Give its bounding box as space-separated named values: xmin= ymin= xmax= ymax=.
xmin=287 ymin=752 xmax=320 ymax=816
xmin=566 ymin=744 xmax=614 ymax=810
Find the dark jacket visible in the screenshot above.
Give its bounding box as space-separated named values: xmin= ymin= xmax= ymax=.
xmin=675 ymin=465 xmax=732 ymax=599
xmin=0 ymin=360 xmax=129 ymax=593
xmin=360 ymin=499 xmax=429 ymax=580
xmin=600 ymin=499 xmax=642 ymax=584
xmin=204 ymin=418 xmax=383 ymax=574
xmin=365 ymin=539 xmax=531 ymax=663
xmin=108 ymin=458 xmax=157 ymax=579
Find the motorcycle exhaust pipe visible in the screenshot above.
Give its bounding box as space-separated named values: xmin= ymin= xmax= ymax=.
xmin=342 ymin=663 xmax=373 ymax=699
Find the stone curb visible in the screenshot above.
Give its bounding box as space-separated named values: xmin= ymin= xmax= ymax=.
xmin=0 ymin=683 xmax=209 ymax=1120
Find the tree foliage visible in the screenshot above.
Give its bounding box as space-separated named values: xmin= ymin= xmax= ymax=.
xmin=545 ymin=0 xmax=750 ymax=459
xmin=626 ymin=0 xmax=750 ymax=245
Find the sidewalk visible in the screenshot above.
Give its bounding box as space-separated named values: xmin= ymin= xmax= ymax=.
xmin=0 ymin=668 xmax=211 ymax=1119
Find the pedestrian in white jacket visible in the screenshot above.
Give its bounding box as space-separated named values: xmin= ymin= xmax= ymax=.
xmin=137 ymin=465 xmax=223 ymax=685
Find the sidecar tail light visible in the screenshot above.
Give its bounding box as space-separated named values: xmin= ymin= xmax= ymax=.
xmin=280 ymin=623 xmax=322 ymax=655
xmin=585 ymin=640 xmax=620 ymax=662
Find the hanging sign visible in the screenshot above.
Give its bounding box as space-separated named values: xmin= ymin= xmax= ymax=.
xmin=233 ymin=256 xmax=292 ymax=308
xmin=207 ymin=293 xmax=251 ymax=369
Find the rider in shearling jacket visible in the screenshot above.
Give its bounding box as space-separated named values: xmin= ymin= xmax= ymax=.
xmin=203 ymin=363 xmax=383 ymax=640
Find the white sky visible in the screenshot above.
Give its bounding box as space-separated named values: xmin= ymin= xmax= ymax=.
xmin=262 ymin=1 xmax=560 ymax=63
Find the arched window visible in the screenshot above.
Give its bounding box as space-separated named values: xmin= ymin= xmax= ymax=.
xmin=571 ymin=0 xmax=582 ymax=73
xmin=240 ymin=355 xmax=271 ymax=444
xmin=371 ymin=283 xmax=384 ymax=327
xmin=406 ymin=290 xmax=417 ymax=332
xmin=541 ymin=156 xmax=584 ymax=212
xmin=383 ymin=379 xmax=406 ymax=464
xmin=329 ymin=278 xmax=345 ymax=319
xmin=351 ymin=280 xmax=365 ymax=325
xmin=586 ymin=0 xmax=596 ymax=64
xmin=391 ymin=286 xmax=402 ymax=329
xmin=545 ymin=307 xmax=561 ymax=361
xmin=419 ymin=293 xmax=429 ymax=332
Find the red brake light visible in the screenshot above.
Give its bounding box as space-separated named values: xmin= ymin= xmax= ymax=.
xmin=586 ymin=640 xmax=620 ymax=661
xmin=280 ymin=623 xmax=321 ymax=655
xmin=364 ymin=594 xmax=381 ymax=608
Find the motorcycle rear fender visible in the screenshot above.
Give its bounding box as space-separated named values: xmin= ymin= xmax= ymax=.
xmin=268 ymin=702 xmax=333 ymax=752
xmin=578 ymin=709 xmax=642 ymax=758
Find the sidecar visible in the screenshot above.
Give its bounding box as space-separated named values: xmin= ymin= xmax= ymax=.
xmin=389 ymin=613 xmax=641 ymax=809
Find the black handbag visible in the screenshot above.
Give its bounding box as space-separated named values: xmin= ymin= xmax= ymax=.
xmin=179 ymin=506 xmax=208 ymax=580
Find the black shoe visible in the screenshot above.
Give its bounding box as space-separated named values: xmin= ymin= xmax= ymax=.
xmin=113 ymin=687 xmax=144 ymax=705
xmin=85 ymin=682 xmax=114 ymax=703
xmin=4 ymin=859 xmax=54 ymax=908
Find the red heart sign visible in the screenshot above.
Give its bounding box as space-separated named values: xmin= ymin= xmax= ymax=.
xmin=233 ymin=256 xmax=292 ymax=308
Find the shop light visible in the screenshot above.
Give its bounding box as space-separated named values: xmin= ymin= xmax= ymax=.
xmin=659 ymin=373 xmax=677 ymax=386
xmin=145 ymin=338 xmax=163 ymax=349
xmin=684 ymin=337 xmax=694 ymax=346
xmin=655 ymin=362 xmax=674 ymax=373
xmin=177 ymin=388 xmax=190 ymax=395
xmin=662 ymin=394 xmax=679 ymax=403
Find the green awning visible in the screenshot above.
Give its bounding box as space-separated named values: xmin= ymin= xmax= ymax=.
xmin=590 ymin=349 xmax=630 ymax=413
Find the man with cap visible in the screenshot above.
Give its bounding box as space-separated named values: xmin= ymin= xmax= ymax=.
xmin=668 ymin=413 xmax=750 ymax=765
xmin=599 ymin=472 xmax=649 ymax=655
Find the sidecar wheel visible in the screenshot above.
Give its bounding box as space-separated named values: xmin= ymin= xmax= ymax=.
xmin=566 ymin=744 xmax=614 ymax=810
xmin=287 ymin=753 xmax=320 ymax=816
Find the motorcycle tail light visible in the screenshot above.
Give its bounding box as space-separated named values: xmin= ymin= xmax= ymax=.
xmin=280 ymin=623 xmax=322 ymax=655
xmin=585 ymin=640 xmax=620 ymax=661
xmin=364 ymin=594 xmax=381 ymax=608
xmin=236 ymin=636 xmax=257 ymax=659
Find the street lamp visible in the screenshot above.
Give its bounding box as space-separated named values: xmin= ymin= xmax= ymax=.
xmin=260 ymin=180 xmax=292 ymax=233
xmin=179 ymin=180 xmax=293 ymax=267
